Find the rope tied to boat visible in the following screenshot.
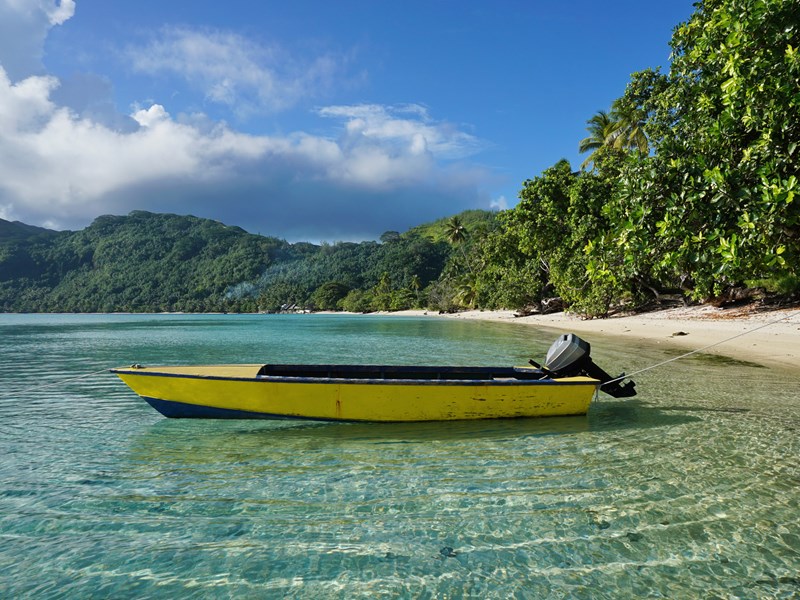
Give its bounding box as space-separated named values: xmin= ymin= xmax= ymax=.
xmin=604 ymin=309 xmax=800 ymax=386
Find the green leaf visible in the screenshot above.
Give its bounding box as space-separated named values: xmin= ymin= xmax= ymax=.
xmin=721 ymin=77 xmax=738 ymax=93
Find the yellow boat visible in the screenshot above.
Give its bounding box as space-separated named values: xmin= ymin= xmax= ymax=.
xmin=111 ymin=334 xmax=636 ymax=422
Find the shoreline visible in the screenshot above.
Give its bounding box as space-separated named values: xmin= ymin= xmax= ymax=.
xmin=381 ymin=305 xmax=800 ymax=371
xmin=3 ymin=307 xmax=797 ymax=371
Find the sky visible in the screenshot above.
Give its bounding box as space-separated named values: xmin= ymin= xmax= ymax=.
xmin=0 ymin=0 xmax=696 ymax=242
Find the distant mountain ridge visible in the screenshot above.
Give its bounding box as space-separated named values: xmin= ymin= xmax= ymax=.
xmin=0 ymin=210 xmax=491 ymax=313
xmin=0 ymin=218 xmax=60 ymax=243
xmin=0 ymin=211 xmax=297 ymax=312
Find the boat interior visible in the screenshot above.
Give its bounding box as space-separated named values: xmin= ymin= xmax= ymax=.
xmin=256 ymin=364 xmax=551 ymax=381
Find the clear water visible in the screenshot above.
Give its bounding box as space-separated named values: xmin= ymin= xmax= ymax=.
xmin=0 ymin=314 xmax=798 ymax=599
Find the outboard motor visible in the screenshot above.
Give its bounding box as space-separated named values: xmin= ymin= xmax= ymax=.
xmin=537 ymin=333 xmax=636 ymax=398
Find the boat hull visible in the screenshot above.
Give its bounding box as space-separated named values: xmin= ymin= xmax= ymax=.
xmin=112 ymin=365 xmax=599 ymax=422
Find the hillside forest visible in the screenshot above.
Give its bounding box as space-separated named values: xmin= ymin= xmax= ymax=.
xmin=1 ymin=0 xmax=797 ymax=316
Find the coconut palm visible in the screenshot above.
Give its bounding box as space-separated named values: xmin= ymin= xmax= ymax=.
xmin=579 ymin=105 xmax=649 ymax=170
xmin=610 ymin=99 xmax=648 ymax=155
xmin=444 ymin=216 xmax=467 ymax=245
xmin=454 ymin=276 xmax=478 ymax=309
xmin=578 ymin=110 xmax=620 ymax=169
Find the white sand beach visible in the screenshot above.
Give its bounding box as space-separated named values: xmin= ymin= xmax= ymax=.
xmin=384 ymin=305 xmax=800 ymax=371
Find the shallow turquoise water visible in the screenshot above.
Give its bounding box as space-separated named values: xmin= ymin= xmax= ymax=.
xmin=0 ymin=314 xmax=798 ymax=598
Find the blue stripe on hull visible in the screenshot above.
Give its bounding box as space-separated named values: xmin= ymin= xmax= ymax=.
xmin=143 ymin=397 xmax=289 ymax=419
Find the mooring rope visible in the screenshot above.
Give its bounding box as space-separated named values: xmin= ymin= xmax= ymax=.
xmin=605 ymin=310 xmax=800 ymax=386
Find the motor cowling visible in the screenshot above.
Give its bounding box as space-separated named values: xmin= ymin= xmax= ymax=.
xmin=541 ymin=333 xmax=636 ymax=398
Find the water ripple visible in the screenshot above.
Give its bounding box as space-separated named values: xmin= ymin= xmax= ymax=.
xmin=1 ymin=314 xmax=799 ymax=598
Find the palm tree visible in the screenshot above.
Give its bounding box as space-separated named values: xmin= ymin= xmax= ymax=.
xmin=444 ymin=216 xmax=467 ymax=245
xmin=610 ymin=99 xmax=648 ymax=155
xmin=578 ymin=110 xmax=620 ymax=170
xmin=409 ymin=274 xmax=422 ymax=307
xmin=454 ymin=276 xmax=478 ymax=309
xmin=579 ymin=105 xmax=649 ymax=170
xmin=444 ymin=215 xmax=474 ymax=278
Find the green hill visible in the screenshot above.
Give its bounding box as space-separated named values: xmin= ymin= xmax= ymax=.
xmin=405 ymin=209 xmax=497 ymax=242
xmin=0 ymin=219 xmax=60 ymax=244
xmin=0 ymin=211 xmax=301 ymax=312
xmin=0 ymin=210 xmax=479 ymax=313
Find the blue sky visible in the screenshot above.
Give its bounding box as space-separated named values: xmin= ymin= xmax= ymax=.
xmin=0 ymin=0 xmax=695 ymax=241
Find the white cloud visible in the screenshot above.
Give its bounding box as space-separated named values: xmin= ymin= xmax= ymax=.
xmin=131 ymin=103 xmax=171 ymax=128
xmin=1 ymin=0 xmax=74 ymax=24
xmin=490 ymin=195 xmax=508 ymax=210
xmin=0 ymin=1 xmax=75 ymax=80
xmin=0 ymin=68 xmax=489 ymax=238
xmin=0 ymin=5 xmax=497 ymax=239
xmin=0 ymin=70 xmax=58 ymax=129
xmin=309 ymin=103 xmax=487 ymax=192
xmin=0 ymin=68 xmax=263 ymax=210
xmin=319 ymin=104 xmax=482 ymax=160
xmin=46 ymin=0 xmax=74 ymax=25
xmin=127 ymin=27 xmax=343 ymax=116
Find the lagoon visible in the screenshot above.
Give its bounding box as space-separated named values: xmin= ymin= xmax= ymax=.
xmin=1 ymin=314 xmax=798 ymax=598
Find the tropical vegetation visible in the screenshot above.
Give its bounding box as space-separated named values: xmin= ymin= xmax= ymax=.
xmin=452 ymin=0 xmax=799 ymax=316
xmin=0 ymin=210 xmax=487 ymax=313
xmin=1 ymin=0 xmax=797 ymax=316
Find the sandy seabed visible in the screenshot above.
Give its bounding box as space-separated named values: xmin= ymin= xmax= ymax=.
xmin=380 ymin=305 xmax=800 ymax=372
